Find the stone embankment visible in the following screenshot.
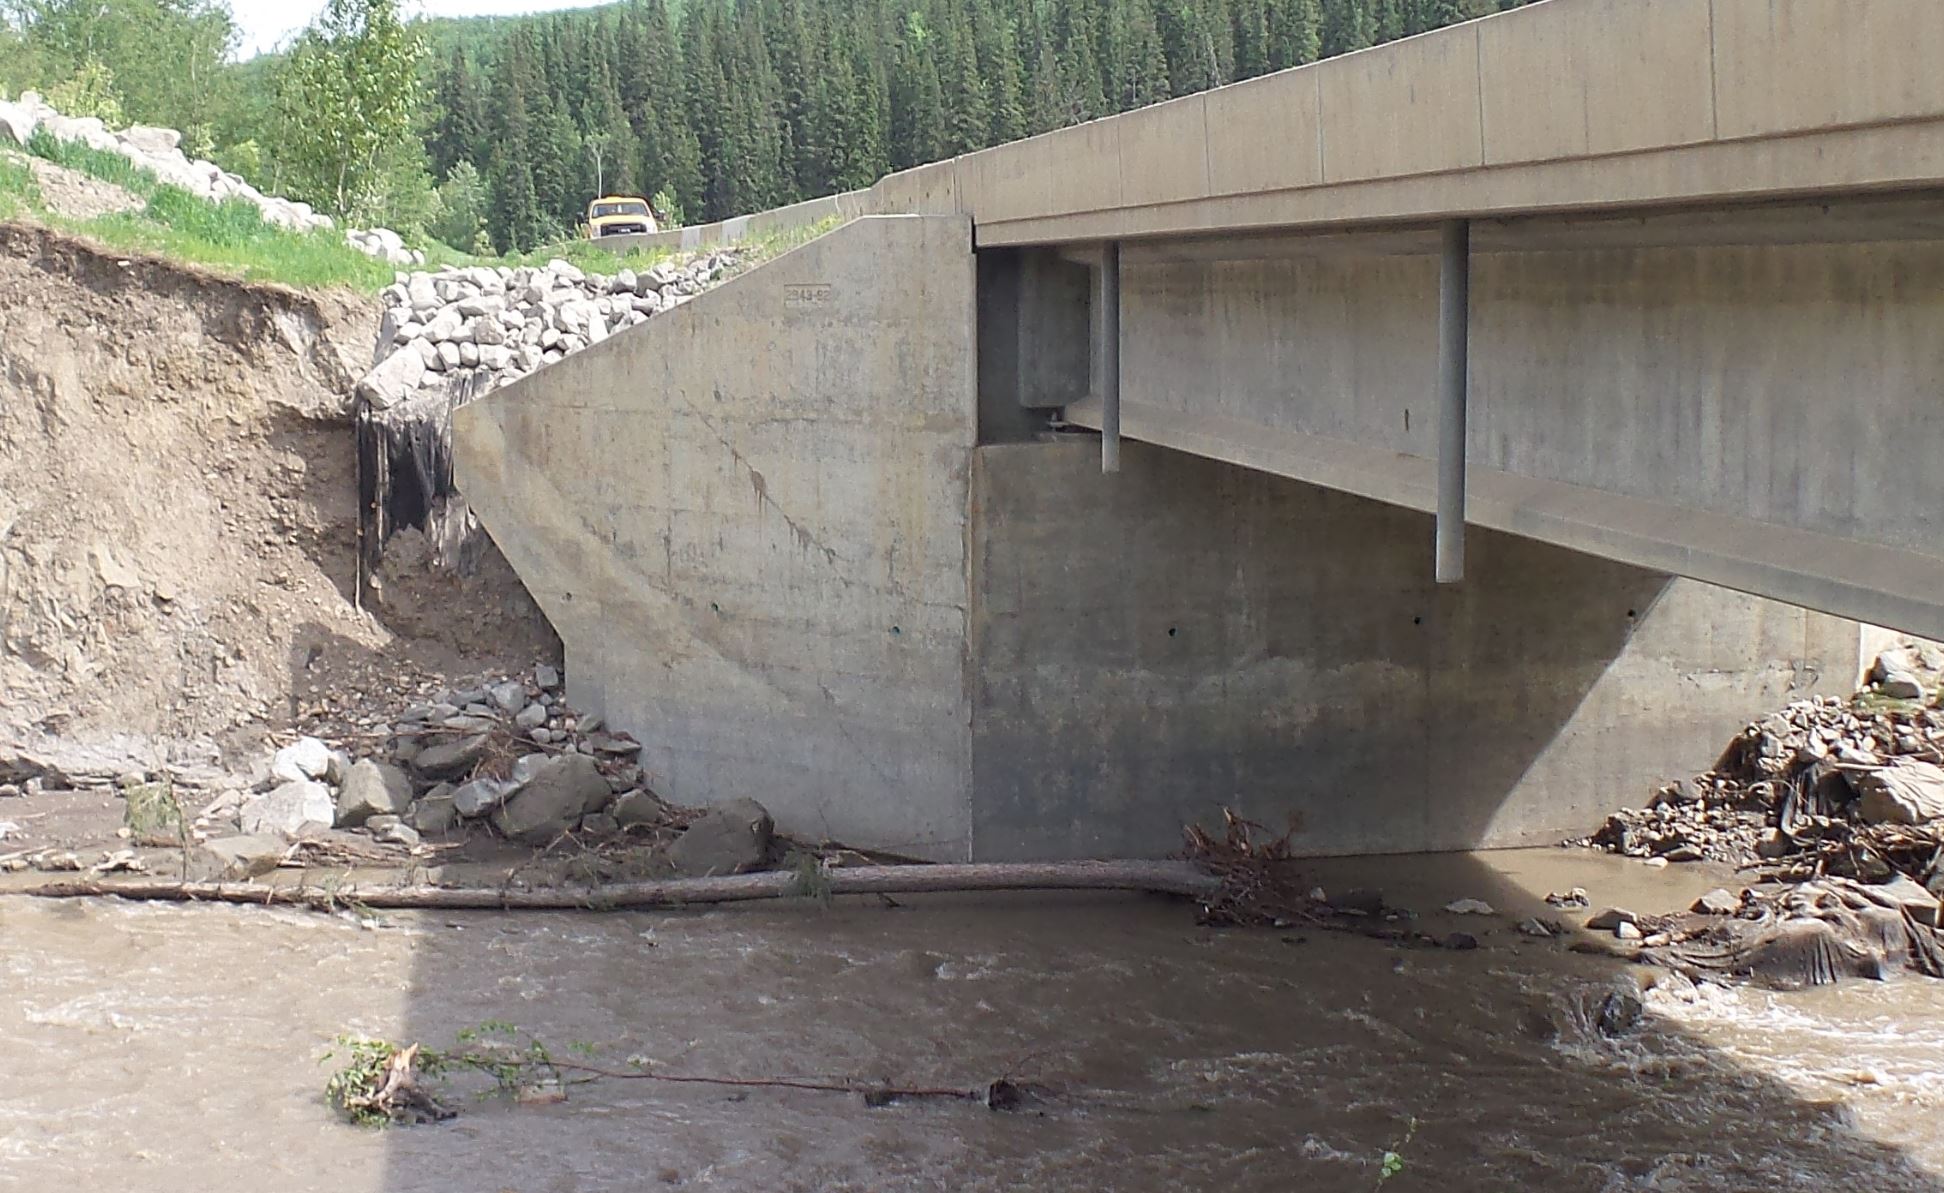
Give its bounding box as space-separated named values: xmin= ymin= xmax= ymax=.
xmin=0 ymin=89 xmax=420 ymax=264
xmin=356 ymin=251 xmax=738 ymax=406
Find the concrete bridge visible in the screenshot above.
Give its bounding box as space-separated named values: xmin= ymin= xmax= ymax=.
xmin=455 ymin=0 xmax=1944 ymax=862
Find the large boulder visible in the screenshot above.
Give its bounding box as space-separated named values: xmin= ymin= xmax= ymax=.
xmin=121 ymin=124 xmax=181 ymax=154
xmin=0 ymin=99 xmax=36 ymax=146
xmin=412 ymin=786 xmax=460 ymax=834
xmin=1855 ymin=760 xmax=1944 ymax=826
xmin=355 ymin=345 xmax=426 ymax=411
xmin=490 ymin=754 xmax=610 ymax=844
xmin=240 ymin=780 xmax=334 ymax=837
xmin=407 ymin=274 xmax=440 ymax=312
xmin=335 ymin=760 xmax=413 ymax=827
xmin=610 ymin=788 xmax=668 ymax=829
xmin=199 ymin=833 xmax=290 ymax=879
xmin=423 ymin=308 xmax=464 ymax=343
xmin=1873 ymin=649 xmax=1930 ymax=701
xmin=411 ymin=733 xmax=491 ymax=780
xmin=470 ymin=316 xmax=507 ymax=346
xmin=450 ymin=776 xmax=509 ymax=818
xmin=271 ymin=737 xmax=333 ymax=784
xmin=667 ymin=798 xmax=773 ymax=877
xmin=556 ymin=299 xmax=596 ymax=334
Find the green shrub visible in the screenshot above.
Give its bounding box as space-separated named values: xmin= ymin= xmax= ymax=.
xmin=44 ymin=60 xmax=125 ymax=127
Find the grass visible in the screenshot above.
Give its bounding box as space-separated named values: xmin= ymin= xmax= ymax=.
xmin=1854 ymin=686 xmax=1940 ymax=716
xmin=6 ymin=127 xmax=849 ymax=293
xmin=0 ymin=152 xmax=35 ymax=220
xmin=27 ymin=128 xmax=160 ymax=197
xmin=490 ymin=236 xmax=676 ymax=276
xmin=746 ymin=214 xmax=846 ymax=259
xmin=9 ymin=130 xmax=396 ymax=292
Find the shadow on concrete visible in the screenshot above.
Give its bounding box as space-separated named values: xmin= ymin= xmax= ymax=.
xmin=970 ymin=440 xmax=1815 ymax=861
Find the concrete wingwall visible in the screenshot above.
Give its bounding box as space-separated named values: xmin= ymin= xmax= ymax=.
xmin=968 ymin=440 xmax=1860 ymax=861
xmin=453 ymin=215 xmax=979 ymax=859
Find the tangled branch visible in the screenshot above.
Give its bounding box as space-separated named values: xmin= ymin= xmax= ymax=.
xmin=323 ymin=1025 xmax=1036 ymax=1126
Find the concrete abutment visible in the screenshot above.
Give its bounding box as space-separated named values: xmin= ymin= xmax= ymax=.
xmin=455 ymin=214 xmax=1865 ymax=862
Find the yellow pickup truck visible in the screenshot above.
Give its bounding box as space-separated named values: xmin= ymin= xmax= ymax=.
xmin=583 ymin=196 xmax=658 ymax=239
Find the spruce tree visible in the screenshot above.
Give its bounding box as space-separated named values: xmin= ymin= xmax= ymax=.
xmin=1267 ymin=0 xmax=1323 ymax=68
xmin=935 ymin=6 xmax=990 ymax=156
xmin=430 ymin=48 xmax=486 ymax=180
xmin=1117 ymin=0 xmax=1170 ymax=109
xmin=1414 ymin=0 xmax=1468 ymax=31
xmin=1319 ymin=0 xmax=1372 ymax=56
xmin=1373 ymin=0 xmax=1406 ymax=42
xmin=887 ymin=11 xmax=945 ymax=168
xmin=1051 ymin=0 xmax=1107 ymax=124
xmin=1231 ymin=0 xmax=1270 ymax=80
xmin=974 ymin=4 xmax=1027 ymax=144
xmin=582 ymin=58 xmax=636 ymax=196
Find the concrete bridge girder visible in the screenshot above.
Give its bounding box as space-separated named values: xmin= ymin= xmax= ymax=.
xmin=997 ymin=195 xmax=1944 ymax=642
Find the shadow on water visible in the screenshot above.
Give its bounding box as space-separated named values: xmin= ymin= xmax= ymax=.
xmin=339 ymin=857 xmax=1944 ymax=1193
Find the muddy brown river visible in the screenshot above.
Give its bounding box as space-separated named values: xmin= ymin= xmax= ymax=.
xmin=3 ymin=850 xmax=1941 ymax=1192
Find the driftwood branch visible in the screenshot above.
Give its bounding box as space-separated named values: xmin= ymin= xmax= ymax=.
xmin=25 ymin=860 xmax=1218 ymax=910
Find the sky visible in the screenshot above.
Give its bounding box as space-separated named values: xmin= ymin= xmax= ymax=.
xmin=230 ymin=1 xmax=605 ymax=58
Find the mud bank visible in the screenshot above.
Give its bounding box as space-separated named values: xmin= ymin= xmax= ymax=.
xmin=0 ymin=223 xmax=556 ymax=765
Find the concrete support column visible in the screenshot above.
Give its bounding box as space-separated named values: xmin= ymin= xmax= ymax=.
xmin=1097 ymin=241 xmax=1122 ymax=474
xmin=1436 ymin=220 xmax=1470 ymax=584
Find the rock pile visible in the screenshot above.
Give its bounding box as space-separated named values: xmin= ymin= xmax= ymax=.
xmin=1582 ymin=644 xmax=1944 ymax=886
xmin=345 ymin=227 xmax=421 ymax=267
xmin=211 ymin=665 xmax=643 ymax=848
xmin=0 ymin=89 xmax=419 ymax=264
xmin=357 ymin=251 xmax=739 ymax=408
xmin=187 ymin=664 xmax=776 ymax=881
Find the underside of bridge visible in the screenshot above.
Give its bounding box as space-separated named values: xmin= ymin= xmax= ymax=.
xmin=1015 ymin=193 xmax=1944 ymax=641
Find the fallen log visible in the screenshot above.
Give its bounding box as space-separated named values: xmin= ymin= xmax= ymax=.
xmin=25 ymin=860 xmax=1220 ymax=911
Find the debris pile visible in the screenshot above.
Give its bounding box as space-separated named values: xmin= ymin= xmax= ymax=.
xmin=1566 ymin=643 xmax=1944 ymax=987
xmin=3 ymin=663 xmax=781 ymax=885
xmin=1621 ymin=876 xmax=1944 ymax=990
xmin=211 ymin=664 xmax=770 ymax=873
xmin=1581 ymin=645 xmax=1944 ymax=886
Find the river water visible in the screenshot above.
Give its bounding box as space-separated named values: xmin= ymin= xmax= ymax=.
xmin=3 ymin=849 xmax=1941 ymax=1192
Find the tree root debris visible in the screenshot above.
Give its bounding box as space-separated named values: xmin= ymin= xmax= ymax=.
xmin=325 ymin=1029 xmax=1042 ymax=1127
